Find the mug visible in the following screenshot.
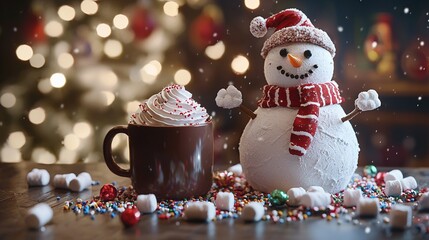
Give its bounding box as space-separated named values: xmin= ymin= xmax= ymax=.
xmin=103 ymin=122 xmax=214 ymax=200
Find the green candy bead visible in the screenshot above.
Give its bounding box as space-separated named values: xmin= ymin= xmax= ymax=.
xmin=363 ymin=165 xmax=378 ymax=177
xmin=269 ymin=189 xmax=289 ymax=206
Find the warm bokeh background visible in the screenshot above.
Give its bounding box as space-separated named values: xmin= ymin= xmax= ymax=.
xmin=0 ymin=0 xmax=428 ymax=167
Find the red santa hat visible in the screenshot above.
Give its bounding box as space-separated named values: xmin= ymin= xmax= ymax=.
xmin=250 ymin=8 xmax=336 ymax=58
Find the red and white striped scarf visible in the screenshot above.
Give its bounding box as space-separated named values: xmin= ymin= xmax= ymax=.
xmin=257 ymin=81 xmax=344 ymax=156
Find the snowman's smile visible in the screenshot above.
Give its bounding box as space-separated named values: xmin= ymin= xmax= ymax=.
xmin=276 ymin=64 xmax=318 ymax=80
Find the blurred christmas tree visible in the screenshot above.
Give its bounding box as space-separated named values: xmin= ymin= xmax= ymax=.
xmin=0 ymin=0 xmax=236 ymax=164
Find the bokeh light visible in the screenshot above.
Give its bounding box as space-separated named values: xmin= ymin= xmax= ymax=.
xmin=81 ymin=0 xmax=98 ymax=15
xmin=58 ymin=5 xmax=76 ymax=21
xmin=126 ymin=101 xmax=140 ymax=115
xmin=244 ymin=0 xmax=260 ymax=10
xmin=174 ymin=69 xmax=192 ymax=85
xmin=29 ymin=107 xmax=46 ymax=125
xmin=0 ymin=92 xmax=17 ymax=108
xmin=7 ymin=131 xmax=26 ymax=149
xmin=104 ymin=39 xmax=123 ymax=58
xmin=96 ymin=23 xmax=112 ymax=38
xmin=113 ymin=14 xmax=129 ymax=29
xmin=231 ymin=55 xmax=250 ymax=74
xmin=45 ymin=21 xmax=64 ymax=37
xmin=163 ymin=1 xmax=179 ymax=17
xmin=140 ymin=60 xmax=162 ymax=84
xmin=29 ymin=54 xmax=46 ymax=68
xmin=205 ymin=41 xmax=225 ymax=60
xmin=1 ymin=146 xmax=22 ymax=163
xmin=50 ymin=73 xmax=67 ymax=88
xmin=16 ymin=44 xmax=33 ymax=61
xmin=73 ymin=122 xmax=92 ymax=139
xmin=38 ymin=78 xmax=53 ymax=94
xmin=63 ymin=134 xmax=81 ymax=150
xmin=57 ymin=52 xmax=74 ymax=69
xmin=32 ymin=148 xmax=57 ymax=164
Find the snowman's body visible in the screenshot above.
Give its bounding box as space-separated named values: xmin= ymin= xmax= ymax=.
xmin=239 ymin=43 xmax=360 ymax=194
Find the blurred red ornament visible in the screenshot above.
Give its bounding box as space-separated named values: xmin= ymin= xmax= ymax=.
xmin=23 ymin=11 xmax=46 ymax=43
xmin=120 ymin=207 xmax=141 ymax=227
xmin=401 ymin=46 xmax=429 ymax=82
xmin=190 ymin=14 xmax=223 ymax=49
xmin=131 ymin=8 xmax=155 ymax=40
xmin=375 ymin=172 xmax=386 ymax=186
xmin=100 ymin=184 xmax=118 ymax=201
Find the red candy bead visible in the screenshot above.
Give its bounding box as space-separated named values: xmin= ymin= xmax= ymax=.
xmin=121 ymin=207 xmax=141 ymax=227
xmin=375 ymin=172 xmax=386 ymax=186
xmin=100 ymin=184 xmax=118 ymax=202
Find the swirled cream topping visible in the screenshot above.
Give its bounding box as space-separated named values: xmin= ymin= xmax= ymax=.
xmin=129 ymin=84 xmax=210 ymax=126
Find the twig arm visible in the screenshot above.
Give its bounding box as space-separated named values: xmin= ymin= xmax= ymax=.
xmin=239 ymin=105 xmax=257 ymax=119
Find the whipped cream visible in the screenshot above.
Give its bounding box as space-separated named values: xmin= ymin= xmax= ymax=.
xmin=129 ymin=84 xmax=210 ymax=126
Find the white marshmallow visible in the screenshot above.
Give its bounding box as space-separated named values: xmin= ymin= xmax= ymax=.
xmin=25 ymin=203 xmax=53 ymax=229
xmin=215 ymin=192 xmax=234 ymax=211
xmin=343 ymin=189 xmax=362 ymax=207
xmin=384 ymin=169 xmax=403 ymax=182
xmin=241 ymin=202 xmax=265 ymax=222
xmin=228 ymin=164 xmax=243 ymax=176
xmin=27 ymin=168 xmax=50 ymax=187
xmin=287 ymin=187 xmax=306 ymax=206
xmin=184 ymin=202 xmax=216 ymax=221
xmin=357 ymin=198 xmax=379 ymax=217
xmin=307 ymin=186 xmax=325 ymax=193
xmin=390 ymin=204 xmax=412 ymax=229
xmin=400 ymin=176 xmax=417 ymax=190
xmin=300 ymin=192 xmax=331 ymax=208
xmin=385 ymin=180 xmax=403 ymax=197
xmin=53 ymin=173 xmax=76 ymax=189
xmin=136 ymin=194 xmax=157 ymax=214
xmin=69 ymin=172 xmax=92 ymax=192
xmin=419 ymin=192 xmax=429 ymax=211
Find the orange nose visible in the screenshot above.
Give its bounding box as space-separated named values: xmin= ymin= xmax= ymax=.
xmin=287 ymin=53 xmax=302 ymax=68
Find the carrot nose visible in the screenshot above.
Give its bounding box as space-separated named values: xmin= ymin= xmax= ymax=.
xmin=287 ymin=54 xmax=302 ymax=68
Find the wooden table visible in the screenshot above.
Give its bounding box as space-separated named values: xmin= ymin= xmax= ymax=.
xmin=1 ymin=162 xmax=428 ymax=240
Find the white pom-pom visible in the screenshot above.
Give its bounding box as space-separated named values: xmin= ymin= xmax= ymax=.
xmin=215 ymin=85 xmax=242 ymax=109
xmin=355 ymin=89 xmax=381 ymax=111
xmin=250 ymin=16 xmax=267 ymax=38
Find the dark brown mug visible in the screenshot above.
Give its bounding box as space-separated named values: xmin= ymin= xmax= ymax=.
xmin=103 ymin=122 xmax=214 ymax=200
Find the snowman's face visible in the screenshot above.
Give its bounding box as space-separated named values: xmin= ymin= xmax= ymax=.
xmin=264 ymin=43 xmax=334 ymax=88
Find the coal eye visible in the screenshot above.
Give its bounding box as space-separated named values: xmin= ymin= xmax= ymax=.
xmin=279 ymin=48 xmax=288 ymax=58
xmin=304 ymin=50 xmax=312 ymax=59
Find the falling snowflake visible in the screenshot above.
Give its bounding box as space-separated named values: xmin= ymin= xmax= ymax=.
xmin=404 ymin=7 xmax=410 ymax=14
xmin=337 ymin=26 xmax=344 ymax=32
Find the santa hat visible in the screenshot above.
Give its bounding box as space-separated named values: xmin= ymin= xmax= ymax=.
xmin=250 ymin=8 xmax=336 ymax=58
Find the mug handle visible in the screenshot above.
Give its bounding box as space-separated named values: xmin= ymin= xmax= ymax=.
xmin=103 ymin=125 xmax=131 ymax=177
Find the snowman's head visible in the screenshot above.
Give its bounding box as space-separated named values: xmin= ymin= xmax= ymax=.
xmin=264 ymin=42 xmax=334 ymax=88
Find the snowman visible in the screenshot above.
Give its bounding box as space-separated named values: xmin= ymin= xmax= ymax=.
xmin=216 ymin=9 xmax=381 ymax=194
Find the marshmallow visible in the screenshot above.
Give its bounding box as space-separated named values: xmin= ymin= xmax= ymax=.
xmin=215 ymin=192 xmax=234 ymax=211
xmin=69 ymin=172 xmax=92 ymax=192
xmin=419 ymin=192 xmax=429 ymax=211
xmin=53 ymin=173 xmax=76 ymax=189
xmin=343 ymin=189 xmax=362 ymax=207
xmin=228 ymin=164 xmax=243 ymax=176
xmin=184 ymin=202 xmax=216 ymax=221
xmin=300 ymin=192 xmax=331 ymax=208
xmin=136 ymin=194 xmax=157 ymax=214
xmin=384 ymin=169 xmax=403 ymax=182
xmin=357 ymin=198 xmax=379 ymax=217
xmin=27 ymin=168 xmax=50 ymax=187
xmin=400 ymin=176 xmax=417 ymax=190
xmin=241 ymin=202 xmax=265 ymax=222
xmin=385 ymin=180 xmax=403 ymax=197
xmin=307 ymin=186 xmax=325 ymax=193
xmin=287 ymin=187 xmax=306 ymax=206
xmin=25 ymin=203 xmax=53 ymax=229
xmin=390 ymin=204 xmax=412 ymax=229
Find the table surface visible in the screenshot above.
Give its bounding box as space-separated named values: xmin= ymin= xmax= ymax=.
xmin=1 ymin=162 xmax=429 ymax=240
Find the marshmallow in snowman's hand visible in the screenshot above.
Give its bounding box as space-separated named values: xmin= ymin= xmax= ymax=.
xmin=215 ymin=85 xmax=242 ymax=109
xmin=227 ymin=164 xmax=243 ymax=176
xmin=136 ymin=194 xmax=157 ymax=214
xmin=215 ymin=192 xmax=235 ymax=211
xmin=27 ymin=168 xmax=50 ymax=187
xmin=69 ymin=172 xmax=92 ymax=192
xmin=241 ymin=202 xmax=265 ymax=222
xmin=26 ymin=203 xmax=53 ymax=229
xmin=184 ymin=202 xmax=216 ymax=222
xmin=53 ymin=173 xmax=76 ymax=189
xmin=355 ymin=89 xmax=381 ymax=111
xmin=390 ymin=204 xmax=412 ymax=229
